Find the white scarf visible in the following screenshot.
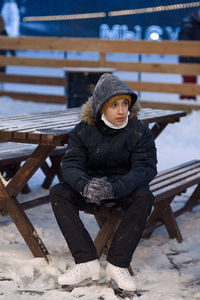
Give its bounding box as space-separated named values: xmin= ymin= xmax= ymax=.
xmin=101 ymin=112 xmax=130 ymax=129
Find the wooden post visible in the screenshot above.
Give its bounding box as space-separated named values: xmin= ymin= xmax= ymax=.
xmin=99 ymin=52 xmax=105 ymax=67
xmin=0 ymin=179 xmax=49 ymax=261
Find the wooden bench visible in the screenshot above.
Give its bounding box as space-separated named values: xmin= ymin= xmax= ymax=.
xmin=83 ymin=160 xmax=200 ymax=259
xmin=144 ymin=159 xmax=200 ymax=241
xmin=0 ymin=108 xmax=187 ymax=261
xmin=0 ymin=142 xmax=67 ymax=193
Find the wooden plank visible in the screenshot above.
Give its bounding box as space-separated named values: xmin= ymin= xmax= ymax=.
xmin=100 ymin=40 xmax=200 ymax=56
xmin=0 ymin=114 xmax=79 ymax=134
xmin=151 ymin=166 xmax=200 ymax=192
xmin=0 ymin=73 xmax=67 ymax=86
xmin=0 ymin=109 xmax=107 ymax=130
xmin=0 ymin=56 xmax=101 ymax=68
xmin=153 ymin=173 xmax=200 ymax=202
xmin=0 ymin=108 xmax=186 ymax=145
xmin=0 ymin=115 xmax=80 ymax=135
xmin=10 ymin=133 xmax=67 ymax=146
xmin=126 ymin=81 xmax=200 ymax=95
xmin=0 ymin=136 xmax=66 ymax=145
xmin=21 ymin=195 xmax=50 ymax=211
xmin=104 ymin=61 xmax=200 ymax=76
xmin=0 ymin=57 xmax=200 ymax=76
xmin=0 ymin=108 xmax=185 ymax=133
xmin=0 ymin=109 xmax=79 ymax=124
xmin=0 ymin=91 xmax=66 ymax=104
xmin=0 ymin=37 xmax=199 ymax=105
xmin=151 ymin=161 xmax=200 ymax=184
xmin=140 ymin=101 xmax=200 ymax=113
xmin=138 ymin=109 xmax=186 ymax=123
xmin=0 ymin=112 xmax=72 ymax=144
xmin=0 ymin=37 xmax=200 ymax=56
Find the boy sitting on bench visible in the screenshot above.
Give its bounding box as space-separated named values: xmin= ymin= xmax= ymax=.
xmin=50 ymin=73 xmax=157 ymax=291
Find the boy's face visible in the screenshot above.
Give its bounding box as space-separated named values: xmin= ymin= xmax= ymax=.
xmin=104 ymin=98 xmax=129 ymax=126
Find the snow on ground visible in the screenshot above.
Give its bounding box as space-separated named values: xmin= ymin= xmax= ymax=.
xmin=0 ymin=96 xmax=200 ymax=300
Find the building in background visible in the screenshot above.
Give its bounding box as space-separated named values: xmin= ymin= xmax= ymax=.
xmin=1 ymin=0 xmax=20 ymax=36
xmin=0 ymin=0 xmax=197 ymax=40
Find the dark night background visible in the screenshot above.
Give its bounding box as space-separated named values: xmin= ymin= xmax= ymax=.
xmin=0 ymin=0 xmax=198 ymax=39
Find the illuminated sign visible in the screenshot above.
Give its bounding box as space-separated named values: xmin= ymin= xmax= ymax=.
xmin=100 ymin=24 xmax=181 ymax=40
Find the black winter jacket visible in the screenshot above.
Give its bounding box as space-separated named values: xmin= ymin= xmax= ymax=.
xmin=62 ymin=99 xmax=157 ymax=199
xmin=179 ymin=11 xmax=200 ymax=64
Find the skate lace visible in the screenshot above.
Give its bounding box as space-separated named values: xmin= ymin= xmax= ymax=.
xmin=117 ymin=267 xmax=132 ymax=281
xmin=68 ymin=263 xmax=85 ymax=278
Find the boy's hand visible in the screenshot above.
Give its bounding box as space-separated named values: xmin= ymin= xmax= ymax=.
xmin=82 ymin=177 xmax=114 ymax=205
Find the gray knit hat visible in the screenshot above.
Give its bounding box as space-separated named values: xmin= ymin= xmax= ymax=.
xmin=92 ymin=73 xmax=137 ymax=119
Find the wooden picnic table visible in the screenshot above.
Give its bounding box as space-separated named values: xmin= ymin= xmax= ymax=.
xmin=0 ymin=107 xmax=186 ymax=261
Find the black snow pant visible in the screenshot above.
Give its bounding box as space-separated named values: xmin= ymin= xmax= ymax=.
xmin=50 ymin=182 xmax=154 ymax=268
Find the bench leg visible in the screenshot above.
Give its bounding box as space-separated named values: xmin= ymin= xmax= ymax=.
xmin=143 ymin=197 xmax=183 ymax=242
xmin=174 ymin=184 xmax=200 ymax=217
xmin=41 ymin=155 xmax=63 ymax=189
xmin=162 ymin=206 xmax=183 ymax=243
xmin=151 ymin=122 xmax=167 ymax=139
xmin=0 ymin=145 xmax=56 ymax=260
xmin=0 ymin=179 xmax=49 ymax=261
xmin=93 ymin=214 xmax=109 ymax=254
xmin=94 ymin=212 xmax=134 ymax=276
xmin=0 ymin=164 xmax=31 ymax=193
xmin=143 ymin=201 xmax=167 ymax=239
xmin=94 ymin=212 xmax=120 ymax=257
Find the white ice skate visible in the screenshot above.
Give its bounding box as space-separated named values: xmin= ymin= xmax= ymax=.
xmin=58 ymin=259 xmax=100 ymax=286
xmin=106 ymin=262 xmax=136 ymax=292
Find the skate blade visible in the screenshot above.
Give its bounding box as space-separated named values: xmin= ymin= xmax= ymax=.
xmin=58 ymin=278 xmax=98 ymax=292
xmin=107 ymin=279 xmax=135 ymax=298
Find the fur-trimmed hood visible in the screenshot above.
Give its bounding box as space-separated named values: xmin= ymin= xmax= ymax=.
xmin=91 ymin=73 xmax=138 ymax=119
xmin=80 ymin=97 xmax=141 ymax=126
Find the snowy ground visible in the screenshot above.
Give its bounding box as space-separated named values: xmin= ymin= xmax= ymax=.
xmin=0 ymin=96 xmax=200 ymax=300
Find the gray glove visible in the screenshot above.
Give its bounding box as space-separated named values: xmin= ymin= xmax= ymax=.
xmin=82 ymin=177 xmax=114 ymax=206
